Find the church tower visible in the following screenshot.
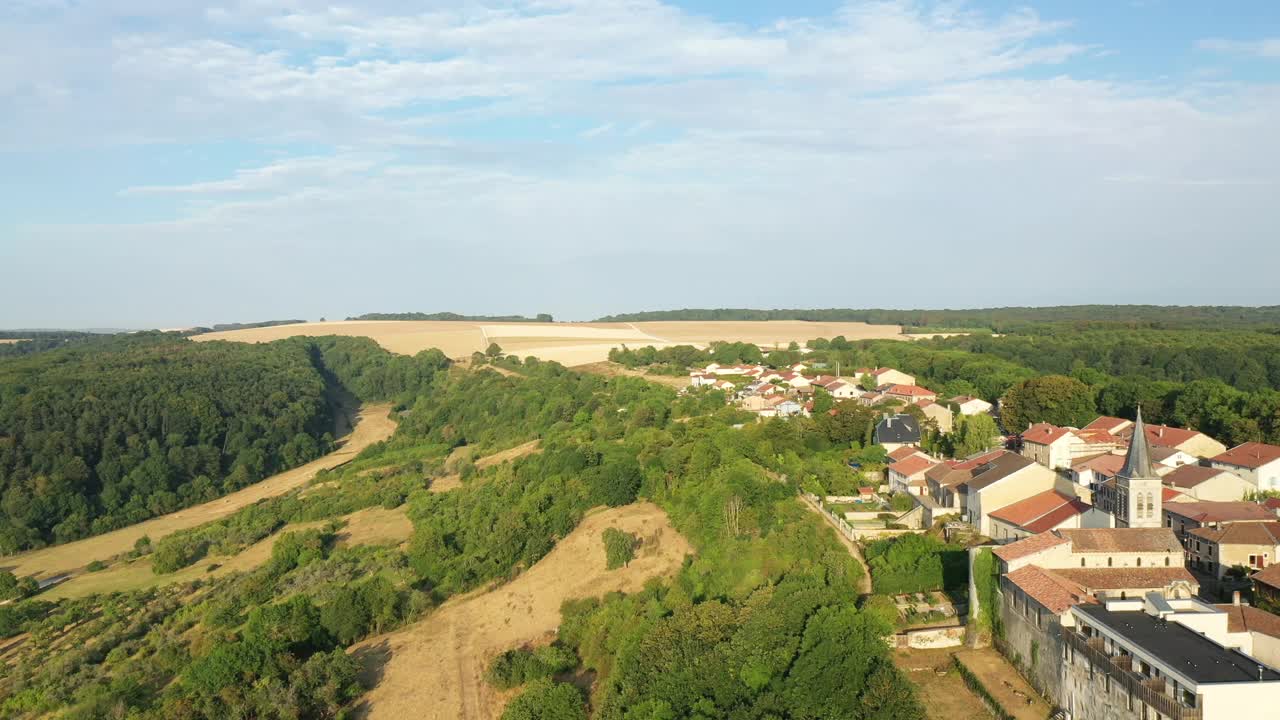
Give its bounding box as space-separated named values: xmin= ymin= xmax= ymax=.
xmin=1115 ymin=408 xmax=1163 ymax=528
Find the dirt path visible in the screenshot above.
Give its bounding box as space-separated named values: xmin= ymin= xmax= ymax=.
xmin=430 ymin=440 xmax=542 ymax=493
xmin=351 ymin=502 xmax=692 ymax=720
xmin=798 ymin=494 xmax=872 ymax=596
xmin=892 ymin=648 xmax=994 ymax=720
xmin=0 ymin=403 xmax=396 ymax=581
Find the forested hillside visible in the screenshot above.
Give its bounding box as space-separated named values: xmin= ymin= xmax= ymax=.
xmin=0 ymin=335 xmax=449 ymax=552
xmin=595 ymin=306 xmax=1280 ymax=332
xmin=0 ymin=352 xmax=923 ymax=719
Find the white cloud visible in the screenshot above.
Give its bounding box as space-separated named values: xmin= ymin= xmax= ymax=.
xmin=5 ymin=1 xmax=1280 ymax=325
xmin=1198 ymin=37 xmax=1280 ymax=59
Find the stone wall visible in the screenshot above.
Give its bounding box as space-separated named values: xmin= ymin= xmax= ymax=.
xmin=996 ymin=586 xmax=1065 ymax=705
xmin=898 ymin=624 xmax=965 ymax=649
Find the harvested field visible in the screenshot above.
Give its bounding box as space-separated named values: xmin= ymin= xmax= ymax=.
xmin=352 ymin=502 xmax=691 ymax=720
xmin=0 ymin=403 xmax=396 ymax=583
xmin=192 ymin=320 xmax=907 ymax=365
xmin=0 ymin=339 xmax=28 ymax=344
xmin=335 ymin=506 xmax=414 ymax=548
xmin=431 ymin=440 xmax=542 ymax=493
xmin=892 ymin=649 xmax=994 ymax=720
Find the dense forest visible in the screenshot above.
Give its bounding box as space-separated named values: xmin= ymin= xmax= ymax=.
xmin=594 ymin=306 xmax=1280 ymax=332
xmin=0 ymin=334 xmax=449 ymax=552
xmin=346 ymin=311 xmax=554 ymax=322
xmin=0 ymin=351 xmax=924 ymax=720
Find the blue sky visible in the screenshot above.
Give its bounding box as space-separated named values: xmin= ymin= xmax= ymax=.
xmin=2 ymin=0 xmax=1278 ymax=328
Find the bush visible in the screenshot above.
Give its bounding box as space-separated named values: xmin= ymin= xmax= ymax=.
xmin=501 ymin=678 xmax=587 ymax=720
xmin=86 ymin=560 xmax=107 ymax=572
xmin=889 ymin=493 xmax=915 ymax=513
xmin=602 ymin=528 xmax=638 ymax=570
xmin=865 ymin=534 xmax=967 ymax=595
xmin=486 ymin=645 xmax=578 ymax=690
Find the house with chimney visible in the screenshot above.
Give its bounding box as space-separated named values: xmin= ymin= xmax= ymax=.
xmin=1021 ymin=423 xmax=1125 ymax=471
xmin=874 ymin=415 xmax=921 ymax=453
xmin=1187 ymin=521 xmax=1280 ymax=578
xmin=950 ymin=395 xmax=994 ymax=416
xmin=1211 ymin=442 xmax=1280 ymax=492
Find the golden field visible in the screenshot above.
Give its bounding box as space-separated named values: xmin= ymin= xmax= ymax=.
xmin=192 ymin=320 xmax=906 ymax=365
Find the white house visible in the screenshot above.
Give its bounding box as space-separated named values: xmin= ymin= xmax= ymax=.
xmin=689 ymin=373 xmax=718 ymax=388
xmin=950 ymin=395 xmax=994 ymax=416
xmin=1211 ymin=442 xmax=1280 ymax=491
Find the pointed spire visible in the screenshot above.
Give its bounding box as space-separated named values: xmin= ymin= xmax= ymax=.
xmin=1120 ymin=406 xmax=1156 ymax=479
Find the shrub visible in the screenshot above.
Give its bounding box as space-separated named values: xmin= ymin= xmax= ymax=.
xmin=486 ymin=645 xmax=578 ymax=690
xmin=602 ymin=528 xmax=638 ymax=570
xmin=87 ymin=560 xmax=107 ymax=572
xmin=501 ymin=678 xmax=587 ymax=720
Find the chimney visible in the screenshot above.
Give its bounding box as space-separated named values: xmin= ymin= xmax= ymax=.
xmin=1234 ymin=591 xmax=1242 ymax=606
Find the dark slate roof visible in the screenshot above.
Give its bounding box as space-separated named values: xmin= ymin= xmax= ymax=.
xmin=875 ymin=414 xmax=921 ymax=445
xmin=1075 ymin=605 xmax=1280 ymax=684
xmin=963 ymin=452 xmax=1036 ymax=491
xmin=1118 ymin=406 xmax=1157 ymax=481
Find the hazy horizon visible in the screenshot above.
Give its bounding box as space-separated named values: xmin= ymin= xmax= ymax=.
xmin=4 ymin=1 xmax=1279 ymax=328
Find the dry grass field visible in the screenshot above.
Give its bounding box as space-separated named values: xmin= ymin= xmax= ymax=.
xmin=0 ymin=339 xmax=28 ymax=344
xmin=192 ymin=319 xmax=907 ymax=366
xmin=0 ymin=403 xmax=396 ymax=583
xmin=43 ymin=506 xmax=414 ymax=601
xmin=431 ymin=440 xmax=543 ymax=493
xmin=891 ymin=649 xmax=994 ymax=720
xmin=352 ymin=502 xmax=692 ymax=720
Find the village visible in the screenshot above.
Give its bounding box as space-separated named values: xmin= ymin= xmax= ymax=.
xmin=687 ymin=357 xmax=1280 ymax=720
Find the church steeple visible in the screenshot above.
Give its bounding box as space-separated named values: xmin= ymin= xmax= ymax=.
xmin=1115 ymin=406 xmax=1162 ymax=528
xmin=1120 ymin=406 xmax=1157 ymax=480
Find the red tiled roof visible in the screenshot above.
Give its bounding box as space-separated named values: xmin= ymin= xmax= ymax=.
xmin=1120 ymin=423 xmax=1206 ymax=450
xmin=1187 ymin=522 xmax=1280 ymax=547
xmin=1163 ymin=501 xmax=1275 ymax=524
xmin=1163 ymin=464 xmax=1232 ymax=489
xmin=885 ymin=384 xmax=935 ymax=397
xmin=1264 ymin=498 xmax=1280 ymax=511
xmin=1073 ymin=428 xmax=1123 ymax=445
xmin=889 ymin=455 xmax=939 ymax=478
xmin=1056 ymin=528 xmax=1183 ymax=553
xmin=1213 ymin=442 xmax=1280 ymax=470
xmin=915 ymin=399 xmax=936 ymax=408
xmin=1072 ymin=453 xmax=1126 ymax=475
xmin=989 ymin=490 xmax=1082 ymax=528
xmin=1053 ymin=567 xmax=1197 ymax=591
xmin=1024 ymin=499 xmax=1092 ymax=534
xmin=1084 ymin=416 xmax=1131 ymax=434
xmin=1163 ymin=488 xmax=1187 ymax=502
xmin=951 ymin=449 xmax=1008 ymax=471
xmin=1022 ymin=423 xmax=1073 ymax=445
xmin=1004 ymin=565 xmax=1095 ymax=615
xmin=1216 ymin=604 xmax=1280 ymax=639
xmin=1253 ymin=564 xmax=1280 ymax=591
xmin=992 ymin=531 xmax=1071 ymax=563
xmin=888 ymin=446 xmax=925 ymax=462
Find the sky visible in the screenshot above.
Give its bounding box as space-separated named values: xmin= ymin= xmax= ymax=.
xmin=1 ymin=0 xmax=1278 ymax=328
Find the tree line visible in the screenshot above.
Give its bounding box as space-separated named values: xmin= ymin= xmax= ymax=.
xmin=345 ymin=311 xmax=554 ymax=322
xmin=593 ymin=306 xmax=1280 ymax=332
xmin=0 ymin=334 xmax=450 ymax=552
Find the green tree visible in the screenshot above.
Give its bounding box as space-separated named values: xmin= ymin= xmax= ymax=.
xmin=859 ymin=374 xmax=879 ymax=391
xmin=1000 ymin=374 xmax=1097 ymax=431
xmin=951 ymin=413 xmax=1000 ymax=458
xmin=486 ymin=342 xmax=504 ymax=358
xmin=602 ymin=528 xmax=639 ymax=569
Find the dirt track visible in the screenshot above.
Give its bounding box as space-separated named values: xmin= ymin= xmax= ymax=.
xmin=352 ymin=502 xmax=691 ymax=720
xmin=0 ymin=403 xmax=396 ymax=581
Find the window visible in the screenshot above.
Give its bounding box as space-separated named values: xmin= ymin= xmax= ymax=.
xmin=1165 ymin=556 xmax=1170 ymax=566
xmin=1081 ymin=558 xmax=1086 ymax=567
xmin=1108 ymin=557 xmax=1113 ymax=567
xmin=1137 ymin=557 xmax=1142 ymax=567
